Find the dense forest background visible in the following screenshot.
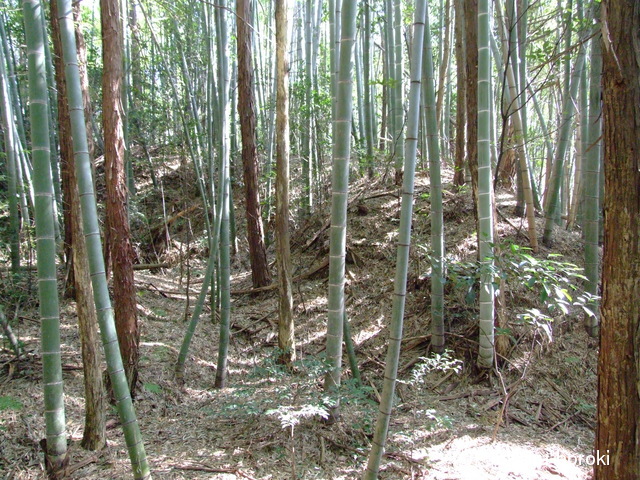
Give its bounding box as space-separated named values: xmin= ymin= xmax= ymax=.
xmin=0 ymin=0 xmax=638 ymax=478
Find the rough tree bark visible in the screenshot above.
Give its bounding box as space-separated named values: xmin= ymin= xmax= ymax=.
xmin=275 ymin=0 xmax=295 ymax=364
xmin=464 ymin=0 xmax=479 ymax=218
xmin=51 ymin=0 xmax=106 ymax=450
xmin=237 ymin=0 xmax=271 ymax=288
xmin=594 ymin=2 xmax=640 ymax=479
xmin=101 ymin=0 xmax=139 ymax=394
xmin=453 ymin=0 xmax=466 ymax=186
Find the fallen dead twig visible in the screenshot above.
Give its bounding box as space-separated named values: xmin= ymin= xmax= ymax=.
xmin=133 ymin=263 xmax=171 ymax=271
xmin=231 ymin=258 xmax=328 ymax=296
xmin=318 ymin=432 xmax=424 ymax=466
xmin=384 ymin=451 xmax=426 ymax=465
xmin=542 ymin=376 xmax=595 ymax=429
xmin=438 ymin=388 xmax=494 ymax=401
xmin=496 ymin=207 xmax=529 ymax=243
xmin=64 ymin=452 xmax=103 ymax=476
xmin=172 ymin=463 xmax=257 ymax=480
xmin=546 ymin=411 xmax=580 ymax=432
xmin=232 ymin=308 xmax=277 ymax=335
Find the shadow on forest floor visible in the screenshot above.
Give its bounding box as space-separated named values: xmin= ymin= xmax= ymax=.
xmin=1 ymin=167 xmax=596 ymax=479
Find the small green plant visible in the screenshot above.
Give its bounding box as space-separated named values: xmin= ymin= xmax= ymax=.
xmin=420 ymin=241 xmax=598 ymax=341
xmin=419 ymin=408 xmax=454 ymax=430
xmin=498 ymin=243 xmax=597 ymax=315
xmin=0 ymin=396 xmax=22 ymax=430
xmin=404 ymin=350 xmax=463 ymax=386
xmin=497 ymin=243 xmax=598 ymax=340
xmin=143 ymin=383 xmax=162 ymax=394
xmin=266 ymin=403 xmax=329 ymax=430
xmin=0 ymin=396 xmax=23 ymax=411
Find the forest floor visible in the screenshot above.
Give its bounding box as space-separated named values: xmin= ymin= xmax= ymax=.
xmin=1 ymin=158 xmax=598 ymax=479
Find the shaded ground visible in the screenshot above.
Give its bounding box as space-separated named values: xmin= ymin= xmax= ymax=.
xmin=1 ymin=165 xmax=597 ymax=479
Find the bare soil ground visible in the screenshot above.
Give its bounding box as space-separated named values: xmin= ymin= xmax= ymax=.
xmin=1 ymin=164 xmax=598 ymax=479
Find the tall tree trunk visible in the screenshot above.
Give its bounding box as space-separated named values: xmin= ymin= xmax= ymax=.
xmin=214 ymin=0 xmax=232 ymax=389
xmin=594 ymin=2 xmax=640 ymax=478
xmin=542 ymin=21 xmax=586 ymax=247
xmin=237 ymin=0 xmax=271 ymax=288
xmin=323 ymin=0 xmax=356 ymax=423
xmin=50 ymin=0 xmax=106 ymax=450
xmin=23 ymin=0 xmax=68 ymax=473
xmin=362 ymin=0 xmax=374 ymax=175
xmin=57 ymin=0 xmax=151 ymax=474
xmin=435 ymin=0 xmax=451 ymax=131
xmin=300 ymin=0 xmax=313 ymax=214
xmin=422 ymin=3 xmax=445 ymax=353
xmin=0 ymin=32 xmax=20 ymax=273
xmin=101 ymin=0 xmax=139 ymax=394
xmin=392 ymin=0 xmax=404 ymax=184
xmin=477 ymin=0 xmax=495 ymax=368
xmin=453 ymin=0 xmax=466 ymax=186
xmin=74 ymin=3 xmax=96 ymax=165
xmin=495 ymin=0 xmax=538 ymax=252
xmin=275 ymin=0 xmax=294 ymax=365
xmin=363 ymin=1 xmax=426 ymax=476
xmin=464 ymin=0 xmax=479 ymax=220
xmin=583 ymin=16 xmax=601 ymax=338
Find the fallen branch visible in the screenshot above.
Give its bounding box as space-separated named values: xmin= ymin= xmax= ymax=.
xmin=64 ymin=452 xmax=102 ymax=476
xmin=496 ymin=207 xmax=530 ymax=243
xmin=542 ymin=376 xmax=595 ymax=429
xmin=438 ymin=388 xmax=494 ymax=401
xmin=231 ymin=258 xmax=328 ymax=295
xmin=319 ymin=433 xmax=424 ymax=466
xmin=232 ymin=308 xmax=277 ymax=335
xmin=301 ymin=218 xmax=331 ymax=251
xmin=301 ymin=189 xmax=369 ymax=251
xmin=362 ymin=190 xmax=400 ymax=201
xmin=133 ymin=263 xmax=171 ymax=271
xmin=172 ymin=464 xmax=257 ymax=480
xmin=151 ymin=204 xmax=200 ymax=234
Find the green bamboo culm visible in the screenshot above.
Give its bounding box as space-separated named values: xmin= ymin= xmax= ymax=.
xmin=0 ymin=36 xmax=20 ymax=273
xmin=22 ymin=0 xmax=68 ymax=471
xmin=213 ymin=0 xmax=232 ymax=389
xmin=583 ymin=16 xmax=602 ymax=337
xmin=175 ymin=241 xmax=217 ymax=380
xmin=323 ymin=0 xmax=357 ymax=422
xmin=342 ymin=311 xmax=361 ymax=384
xmin=494 ymin=0 xmax=538 ymax=252
xmin=215 ymin=173 xmax=231 ymax=388
xmin=56 ymin=1 xmax=151 ymax=477
xmin=392 ymin=0 xmax=404 ymax=183
xmin=421 ymin=1 xmax=445 ymax=353
xmin=542 ymin=5 xmax=587 ymax=247
xmin=477 ymin=0 xmax=495 ymax=368
xmin=363 ymin=0 xmax=426 ymax=476
xmin=176 ymin=0 xmax=230 ymax=382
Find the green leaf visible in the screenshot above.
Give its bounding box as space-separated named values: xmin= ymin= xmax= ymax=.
xmin=0 ymin=396 xmax=23 ymax=411
xmin=143 ymin=383 xmax=162 ymax=394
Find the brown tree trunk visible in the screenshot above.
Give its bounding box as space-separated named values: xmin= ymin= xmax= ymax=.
xmin=101 ymin=0 xmax=139 ymax=394
xmin=75 ymin=3 xmax=96 ymax=164
xmin=54 ymin=1 xmax=75 ymax=299
xmin=236 ymin=0 xmax=271 ymax=288
xmin=50 ymin=0 xmax=106 ymax=450
xmin=464 ymin=0 xmax=479 ymax=215
xmin=275 ymin=0 xmax=295 ymax=365
xmin=435 ymin=0 xmax=451 ymax=131
xmin=595 ymin=2 xmax=640 ymax=479
xmin=453 ymin=0 xmax=466 ymax=186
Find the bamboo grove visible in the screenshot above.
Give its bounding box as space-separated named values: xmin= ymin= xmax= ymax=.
xmin=0 ymin=0 xmax=638 ymax=478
